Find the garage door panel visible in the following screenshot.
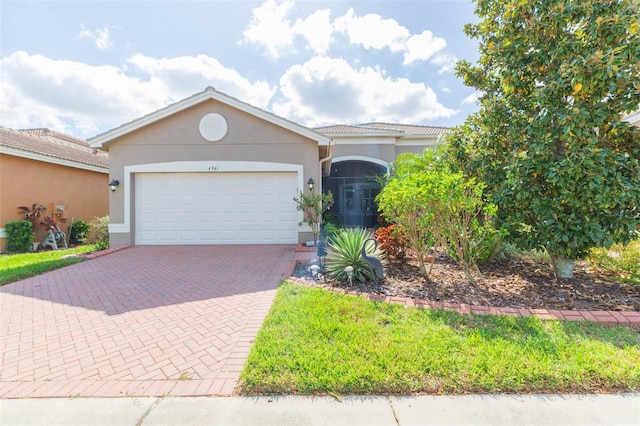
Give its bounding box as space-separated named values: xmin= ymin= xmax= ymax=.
xmin=135 ymin=172 xmax=298 ymax=245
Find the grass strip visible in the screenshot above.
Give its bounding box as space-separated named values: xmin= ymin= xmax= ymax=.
xmin=240 ymin=281 xmax=640 ymax=395
xmin=0 ymin=246 xmax=94 ymax=285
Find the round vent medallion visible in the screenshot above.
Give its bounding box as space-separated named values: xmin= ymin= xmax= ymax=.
xmin=199 ymin=113 xmax=228 ymax=142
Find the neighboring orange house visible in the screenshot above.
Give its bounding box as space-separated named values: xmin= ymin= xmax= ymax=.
xmin=0 ymin=127 xmax=109 ymax=251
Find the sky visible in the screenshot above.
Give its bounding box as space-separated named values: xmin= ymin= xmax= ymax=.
xmin=0 ymin=0 xmax=481 ymax=139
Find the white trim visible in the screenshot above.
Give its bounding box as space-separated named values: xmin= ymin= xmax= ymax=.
xmin=110 ymin=161 xmax=304 ymax=234
xmin=624 ymin=110 xmax=640 ymax=126
xmin=332 ymin=156 xmax=390 ymax=170
xmin=0 ymin=228 xmax=6 ymax=239
xmin=395 ymin=139 xmax=442 ymax=147
xmin=89 ymin=87 xmax=330 ymax=148
xmin=0 ymin=146 xmax=108 ymax=173
xmin=332 ymin=137 xmax=396 ymax=145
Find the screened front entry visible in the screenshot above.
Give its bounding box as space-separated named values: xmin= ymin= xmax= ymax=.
xmin=323 ymin=161 xmax=387 ymax=228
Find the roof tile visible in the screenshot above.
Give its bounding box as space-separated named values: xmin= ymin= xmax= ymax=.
xmin=0 ymin=127 xmax=109 ymax=169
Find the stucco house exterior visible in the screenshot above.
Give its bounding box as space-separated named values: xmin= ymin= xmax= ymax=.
xmin=88 ymin=87 xmax=449 ymax=247
xmin=0 ymin=127 xmax=109 ymax=251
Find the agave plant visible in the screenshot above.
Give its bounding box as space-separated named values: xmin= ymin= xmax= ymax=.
xmin=326 ymin=227 xmax=385 ymax=283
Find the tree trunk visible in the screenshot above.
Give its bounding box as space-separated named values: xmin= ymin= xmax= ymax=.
xmin=553 ymin=256 xmax=575 ymax=279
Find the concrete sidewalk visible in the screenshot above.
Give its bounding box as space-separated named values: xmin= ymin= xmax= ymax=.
xmin=1 ymin=394 xmax=638 ymax=426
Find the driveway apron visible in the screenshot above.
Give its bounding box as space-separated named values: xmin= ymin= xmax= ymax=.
xmin=0 ymin=245 xmax=297 ymax=398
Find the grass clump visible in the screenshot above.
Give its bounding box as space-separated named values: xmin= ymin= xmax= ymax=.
xmin=588 ymin=240 xmax=640 ymax=285
xmin=0 ymin=246 xmax=94 ymax=285
xmin=240 ymin=282 xmax=640 ymax=395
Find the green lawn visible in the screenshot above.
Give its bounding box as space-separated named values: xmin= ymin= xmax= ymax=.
xmin=0 ymin=246 xmax=95 ymax=285
xmin=240 ymin=281 xmax=640 ymax=395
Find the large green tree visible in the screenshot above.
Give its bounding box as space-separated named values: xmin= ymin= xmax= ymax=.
xmin=449 ymin=0 xmax=640 ymax=278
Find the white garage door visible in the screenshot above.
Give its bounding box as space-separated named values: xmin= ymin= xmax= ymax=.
xmin=135 ymin=172 xmax=299 ymax=245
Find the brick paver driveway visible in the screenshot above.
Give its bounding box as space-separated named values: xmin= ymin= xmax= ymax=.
xmin=0 ymin=245 xmax=300 ymax=398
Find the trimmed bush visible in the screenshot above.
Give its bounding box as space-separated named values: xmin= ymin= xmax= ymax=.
xmin=87 ymin=216 xmax=109 ymax=251
xmin=374 ymin=224 xmax=409 ymax=264
xmin=5 ymin=220 xmax=33 ymax=253
xmin=69 ymin=219 xmax=89 ymax=245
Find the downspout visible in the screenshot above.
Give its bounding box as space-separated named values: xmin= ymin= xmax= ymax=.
xmin=318 ymin=139 xmax=334 ymax=194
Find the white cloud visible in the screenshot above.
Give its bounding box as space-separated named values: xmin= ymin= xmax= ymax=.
xmin=127 ymin=54 xmax=275 ymax=108
xmin=78 ymin=24 xmax=114 ymax=50
xmin=272 ymin=56 xmax=457 ymax=127
xmin=403 ymin=30 xmax=447 ymax=65
xmin=0 ymin=51 xmax=275 ymax=137
xmin=0 ymin=51 xmax=165 ymax=136
xmin=241 ymin=0 xmax=295 ymax=57
xmin=431 ymin=53 xmax=458 ymax=74
xmin=291 ymin=9 xmax=333 ymax=55
xmin=333 ymin=8 xmax=408 ymax=52
xmin=242 ymin=2 xmax=453 ymax=67
xmin=461 ymin=91 xmax=481 ymax=105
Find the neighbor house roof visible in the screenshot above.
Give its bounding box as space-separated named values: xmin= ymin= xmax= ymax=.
xmin=0 ymin=126 xmax=109 ymax=172
xmin=89 ymin=86 xmax=331 ymax=148
xmin=314 ymin=124 xmax=404 ymax=136
xmin=315 ymin=122 xmax=450 ymax=138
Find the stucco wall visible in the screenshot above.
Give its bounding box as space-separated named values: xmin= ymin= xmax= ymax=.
xmin=0 ymin=154 xmax=109 ymax=251
xmin=105 ymin=99 xmax=320 ymax=246
xmin=331 ymin=144 xmax=397 ymax=165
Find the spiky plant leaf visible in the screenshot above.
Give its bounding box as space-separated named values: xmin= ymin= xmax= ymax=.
xmin=326 ymin=228 xmax=384 ymax=283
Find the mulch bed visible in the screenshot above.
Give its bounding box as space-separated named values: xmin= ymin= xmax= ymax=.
xmin=292 ymin=253 xmax=640 ymax=312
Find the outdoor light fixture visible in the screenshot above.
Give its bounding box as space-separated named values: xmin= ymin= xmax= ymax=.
xmin=310 ymin=264 xmax=320 ymax=278
xmin=109 ymin=179 xmax=120 ymax=193
xmin=307 ymin=178 xmax=315 ymax=191
xmin=344 ymin=265 xmax=354 ymax=285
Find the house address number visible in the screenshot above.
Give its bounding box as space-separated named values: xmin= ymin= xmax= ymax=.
xmin=208 ymin=166 xmax=219 ymax=171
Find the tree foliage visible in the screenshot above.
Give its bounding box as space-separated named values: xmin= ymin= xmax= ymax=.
xmin=448 ymin=0 xmax=640 ymax=276
xmin=377 ymin=150 xmax=504 ymax=281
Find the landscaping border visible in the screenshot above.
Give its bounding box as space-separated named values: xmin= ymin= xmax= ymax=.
xmin=82 ymin=244 xmax=130 ymax=259
xmin=285 ymin=260 xmax=640 ymax=327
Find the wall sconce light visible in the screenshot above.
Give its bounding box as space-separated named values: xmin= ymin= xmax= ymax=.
xmin=307 ymin=178 xmax=315 ymax=191
xmin=109 ymin=179 xmax=120 ymax=193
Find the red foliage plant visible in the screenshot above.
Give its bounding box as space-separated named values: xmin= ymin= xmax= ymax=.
xmin=374 ymin=224 xmax=409 ymax=264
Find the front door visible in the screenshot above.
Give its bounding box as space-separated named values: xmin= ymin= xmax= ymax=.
xmin=340 ymin=183 xmax=379 ymax=228
xmin=323 ymin=160 xmax=387 ymax=228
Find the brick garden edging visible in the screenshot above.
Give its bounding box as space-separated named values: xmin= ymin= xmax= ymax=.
xmin=285 ymin=261 xmax=640 ymax=328
xmin=82 ymin=244 xmax=130 ymax=259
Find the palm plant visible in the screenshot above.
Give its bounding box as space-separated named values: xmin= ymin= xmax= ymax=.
xmin=326 ymin=227 xmax=384 ymax=283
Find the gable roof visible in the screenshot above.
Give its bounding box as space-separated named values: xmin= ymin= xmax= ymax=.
xmin=0 ymin=126 xmax=109 ymax=172
xmin=315 ymin=122 xmax=450 ymax=138
xmin=88 ymin=86 xmax=331 ymax=148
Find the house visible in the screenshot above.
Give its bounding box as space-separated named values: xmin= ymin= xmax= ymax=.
xmin=88 ymin=87 xmax=449 ymax=247
xmin=0 ymin=127 xmax=109 ymax=251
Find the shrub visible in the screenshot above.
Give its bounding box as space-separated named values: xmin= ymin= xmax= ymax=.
xmin=17 ymin=204 xmax=46 ymax=238
xmin=322 ymin=222 xmax=340 ymax=241
xmin=326 ymin=227 xmax=384 ymax=283
xmin=69 ymin=219 xmax=89 ymax=245
xmin=374 ymin=225 xmax=409 ymax=264
xmin=87 ymin=216 xmax=109 ymax=250
xmin=588 ymin=240 xmax=640 ymax=284
xmin=5 ymin=220 xmax=33 ymax=253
